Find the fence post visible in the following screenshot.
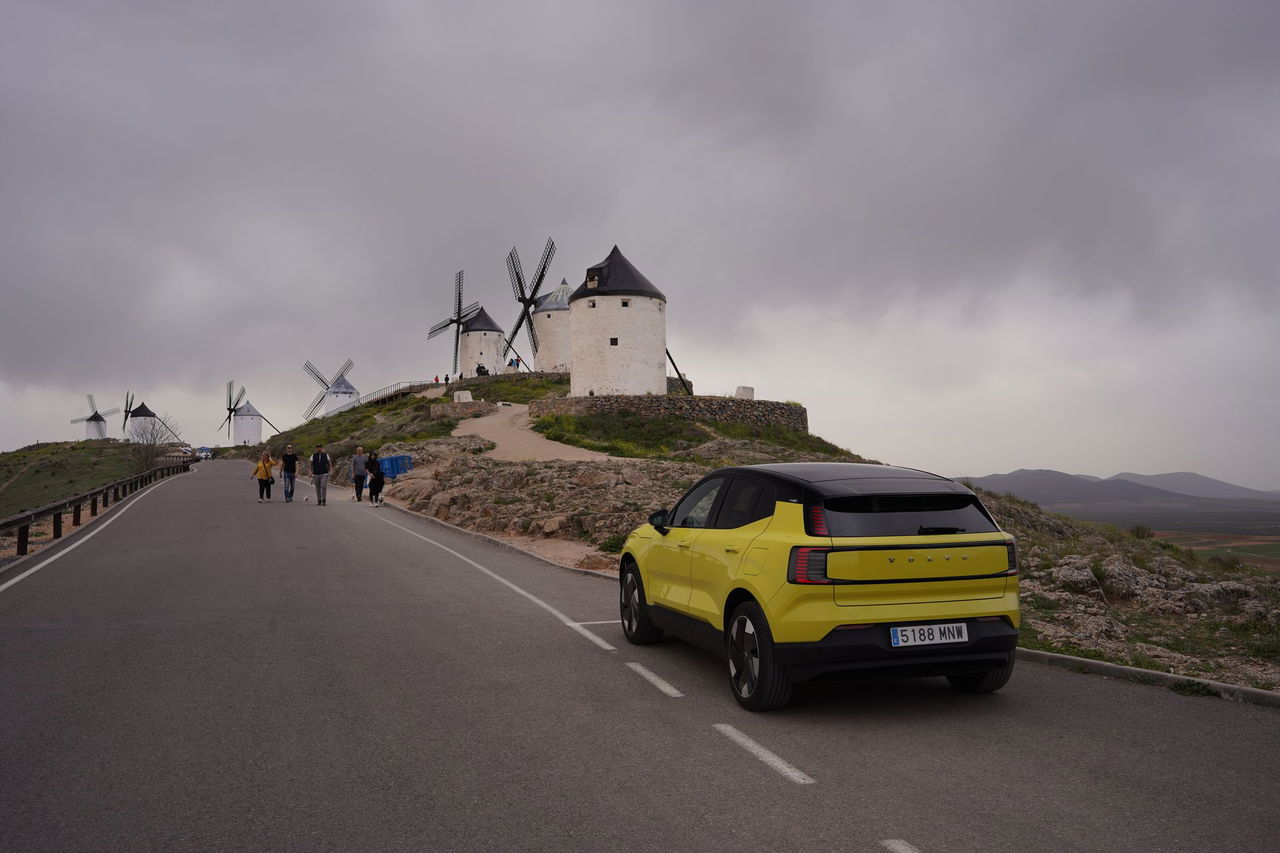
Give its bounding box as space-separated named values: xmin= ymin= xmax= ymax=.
xmin=91 ymin=495 xmax=98 ymax=517
xmin=73 ymin=503 xmax=82 ymax=527
xmin=52 ymin=511 xmax=62 ymax=539
xmin=17 ymin=524 xmax=28 ymax=556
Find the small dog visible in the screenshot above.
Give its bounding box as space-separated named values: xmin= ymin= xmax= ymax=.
xmin=303 ymin=496 xmax=311 ymax=504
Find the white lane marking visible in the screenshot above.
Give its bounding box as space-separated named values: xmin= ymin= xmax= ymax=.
xmin=368 ymin=513 xmax=617 ymax=651
xmin=881 ymin=842 xmax=923 ymax=853
xmin=713 ymin=723 xmax=815 ymax=785
xmin=576 ymin=619 xmax=621 ymax=626
xmin=626 ymin=662 xmax=684 ymax=697
xmin=0 ymin=475 xmax=181 ymax=595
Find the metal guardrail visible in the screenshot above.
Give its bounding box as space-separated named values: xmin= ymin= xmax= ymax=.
xmin=0 ymin=462 xmax=191 ymax=558
xmin=317 ymin=380 xmax=437 ymax=418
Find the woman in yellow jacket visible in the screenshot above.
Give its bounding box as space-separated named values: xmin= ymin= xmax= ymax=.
xmin=251 ymin=451 xmax=277 ymax=503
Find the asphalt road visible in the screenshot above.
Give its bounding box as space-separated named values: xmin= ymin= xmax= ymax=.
xmin=1 ymin=460 xmax=1276 ymax=852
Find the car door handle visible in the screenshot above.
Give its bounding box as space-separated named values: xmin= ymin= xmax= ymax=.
xmin=723 ymin=548 xmax=739 ymax=554
xmin=677 ymin=541 xmax=691 ymax=549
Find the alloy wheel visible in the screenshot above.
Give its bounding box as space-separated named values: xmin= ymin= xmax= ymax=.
xmin=622 ymin=573 xmax=640 ymax=636
xmin=728 ymin=614 xmax=760 ymax=698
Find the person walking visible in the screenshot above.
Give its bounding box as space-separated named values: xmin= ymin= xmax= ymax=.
xmin=309 ymin=444 xmax=332 ymax=505
xmin=366 ymin=450 xmax=385 ymax=506
xmin=251 ymin=451 xmax=277 ymax=503
xmin=351 ymin=446 xmax=368 ymax=502
xmin=280 ymin=443 xmax=299 ymax=502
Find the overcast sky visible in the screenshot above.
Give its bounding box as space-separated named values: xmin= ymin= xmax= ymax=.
xmin=2 ymin=1 xmax=1277 ymax=488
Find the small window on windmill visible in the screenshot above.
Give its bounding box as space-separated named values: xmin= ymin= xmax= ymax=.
xmin=589 ymin=300 xmax=596 ymax=309
xmin=586 ymin=273 xmax=599 ymax=289
xmin=621 ymin=299 xmax=630 ymax=308
xmin=610 ymin=337 xmax=618 ymax=346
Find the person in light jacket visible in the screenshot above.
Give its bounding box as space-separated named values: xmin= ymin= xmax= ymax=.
xmin=351 ymin=446 xmax=368 ymax=502
xmin=251 ymin=451 xmax=277 ymax=503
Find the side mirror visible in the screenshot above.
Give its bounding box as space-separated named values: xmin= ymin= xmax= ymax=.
xmin=648 ymin=509 xmax=670 ymax=534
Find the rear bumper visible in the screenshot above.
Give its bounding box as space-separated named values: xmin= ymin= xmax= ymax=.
xmin=775 ymin=617 xmax=1018 ymax=683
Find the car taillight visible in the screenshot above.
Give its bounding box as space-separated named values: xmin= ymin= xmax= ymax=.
xmin=789 ymin=546 xmax=832 ymax=584
xmin=807 ymin=504 xmax=830 ymax=536
xmin=1005 ymin=542 xmax=1019 ymax=576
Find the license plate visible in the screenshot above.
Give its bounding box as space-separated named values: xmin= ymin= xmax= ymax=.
xmin=890 ymin=623 xmax=968 ymax=647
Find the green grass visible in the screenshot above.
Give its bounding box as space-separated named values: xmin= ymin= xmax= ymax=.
xmin=532 ymin=411 xmax=709 ymax=458
xmin=453 ymin=375 xmax=569 ymax=405
xmin=223 ymin=393 xmax=458 ymax=458
xmin=0 ymin=441 xmax=137 ymax=518
xmin=709 ymin=421 xmax=869 ymax=459
xmin=532 ymin=410 xmax=874 ymax=463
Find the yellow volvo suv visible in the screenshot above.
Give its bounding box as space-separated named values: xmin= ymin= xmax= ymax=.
xmin=619 ymin=463 xmax=1019 ymax=710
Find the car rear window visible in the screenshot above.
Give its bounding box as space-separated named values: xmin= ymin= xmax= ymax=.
xmin=822 ymin=494 xmax=998 ymax=537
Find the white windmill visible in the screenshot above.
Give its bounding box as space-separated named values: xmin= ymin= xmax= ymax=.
xmin=503 ymin=237 xmax=556 ymax=372
xmin=219 ymin=381 xmax=281 ymax=445
xmin=568 ymin=245 xmax=669 ymax=397
xmin=124 ymin=399 xmax=183 ymax=442
xmin=70 ymin=394 xmax=120 ymax=440
xmin=302 ymin=359 xmax=359 ymax=420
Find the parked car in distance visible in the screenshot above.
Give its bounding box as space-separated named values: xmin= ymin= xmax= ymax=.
xmin=619 ymin=463 xmax=1019 ymax=710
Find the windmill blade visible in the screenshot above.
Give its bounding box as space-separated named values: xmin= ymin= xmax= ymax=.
xmin=260 ymin=413 xmax=281 ymax=434
xmin=225 ymin=380 xmax=234 ymax=410
xmin=231 ymin=386 xmax=246 ymax=411
xmin=454 ymin=270 xmax=464 ymax=319
xmin=528 ymin=237 xmax=556 ymax=298
xmin=218 ymin=412 xmax=233 ymax=434
xmin=427 ymin=317 xmax=453 ymax=339
xmin=70 ymin=416 xmax=90 ymax=424
xmin=505 ymin=308 xmax=531 ymax=357
xmin=99 ymin=407 xmax=121 ymax=417
xmin=94 ymin=420 xmax=107 ymax=440
xmin=526 ymin=312 xmax=540 ymax=355
xmin=507 ymin=248 xmax=527 ymax=303
xmin=452 ymin=326 xmax=461 ymax=374
xmin=157 ymin=416 xmax=183 ymax=443
xmin=304 ymin=390 xmax=326 ymax=420
xmin=459 ymin=301 xmax=481 ymax=322
xmin=330 ymin=358 xmax=354 ymax=385
xmin=303 ymin=360 xmax=330 ymax=389
xmin=87 ymin=394 xmax=97 ymax=414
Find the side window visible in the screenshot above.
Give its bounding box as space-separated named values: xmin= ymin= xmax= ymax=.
xmin=670 ymin=478 xmax=726 ymax=529
xmin=716 ymin=479 xmax=776 ymax=529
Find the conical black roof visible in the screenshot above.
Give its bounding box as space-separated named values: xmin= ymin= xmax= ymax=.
xmin=461 ymin=306 xmax=503 ymax=333
xmin=569 ymin=246 xmax=666 ymax=304
xmin=130 ymin=401 xmax=157 ymax=419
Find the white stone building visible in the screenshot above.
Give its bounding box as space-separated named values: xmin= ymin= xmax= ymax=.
xmin=232 ymin=400 xmax=265 ymax=446
xmin=458 ymin=306 xmax=505 ymax=378
xmin=531 ymin=278 xmax=572 ymax=373
xmin=568 ymin=246 xmax=667 ymax=397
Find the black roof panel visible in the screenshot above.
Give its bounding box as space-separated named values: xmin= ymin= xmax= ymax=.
xmin=569 ymin=245 xmax=666 ymax=304
xmin=709 ymin=462 xmax=970 ymax=498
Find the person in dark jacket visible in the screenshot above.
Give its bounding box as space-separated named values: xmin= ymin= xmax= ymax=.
xmin=366 ymin=451 xmax=385 ymax=507
xmin=309 ymin=444 xmax=332 ymax=505
xmin=280 ymin=443 xmax=299 ymax=502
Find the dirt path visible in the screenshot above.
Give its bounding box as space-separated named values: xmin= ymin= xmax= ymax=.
xmin=450 ymin=404 xmax=609 ymax=462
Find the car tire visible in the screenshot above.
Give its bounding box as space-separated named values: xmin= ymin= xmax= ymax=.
xmin=727 ymin=601 xmax=793 ymax=711
xmin=946 ymin=652 xmax=1016 ymax=694
xmin=620 ymin=564 xmax=663 ymax=645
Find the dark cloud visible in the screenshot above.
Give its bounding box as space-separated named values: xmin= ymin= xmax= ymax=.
xmin=1 ymin=0 xmax=1277 ymax=483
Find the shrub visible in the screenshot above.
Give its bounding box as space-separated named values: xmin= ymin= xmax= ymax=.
xmin=1130 ymin=524 xmax=1153 ymax=540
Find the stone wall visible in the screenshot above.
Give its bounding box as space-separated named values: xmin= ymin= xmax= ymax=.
xmin=429 ymin=401 xmax=497 ymax=420
xmin=528 ymin=395 xmax=808 ymax=432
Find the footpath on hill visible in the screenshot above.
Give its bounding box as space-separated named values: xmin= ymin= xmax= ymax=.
xmin=449 ymin=404 xmax=609 ymax=462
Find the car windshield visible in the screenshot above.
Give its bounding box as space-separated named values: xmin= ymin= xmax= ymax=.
xmin=823 ymin=493 xmax=998 ymax=537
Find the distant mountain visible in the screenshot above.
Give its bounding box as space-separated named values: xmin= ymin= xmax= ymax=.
xmin=968 ymin=469 xmax=1280 ymax=535
xmin=1108 ymin=472 xmax=1278 ymax=501
xmin=969 ymin=469 xmax=1186 ymax=506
